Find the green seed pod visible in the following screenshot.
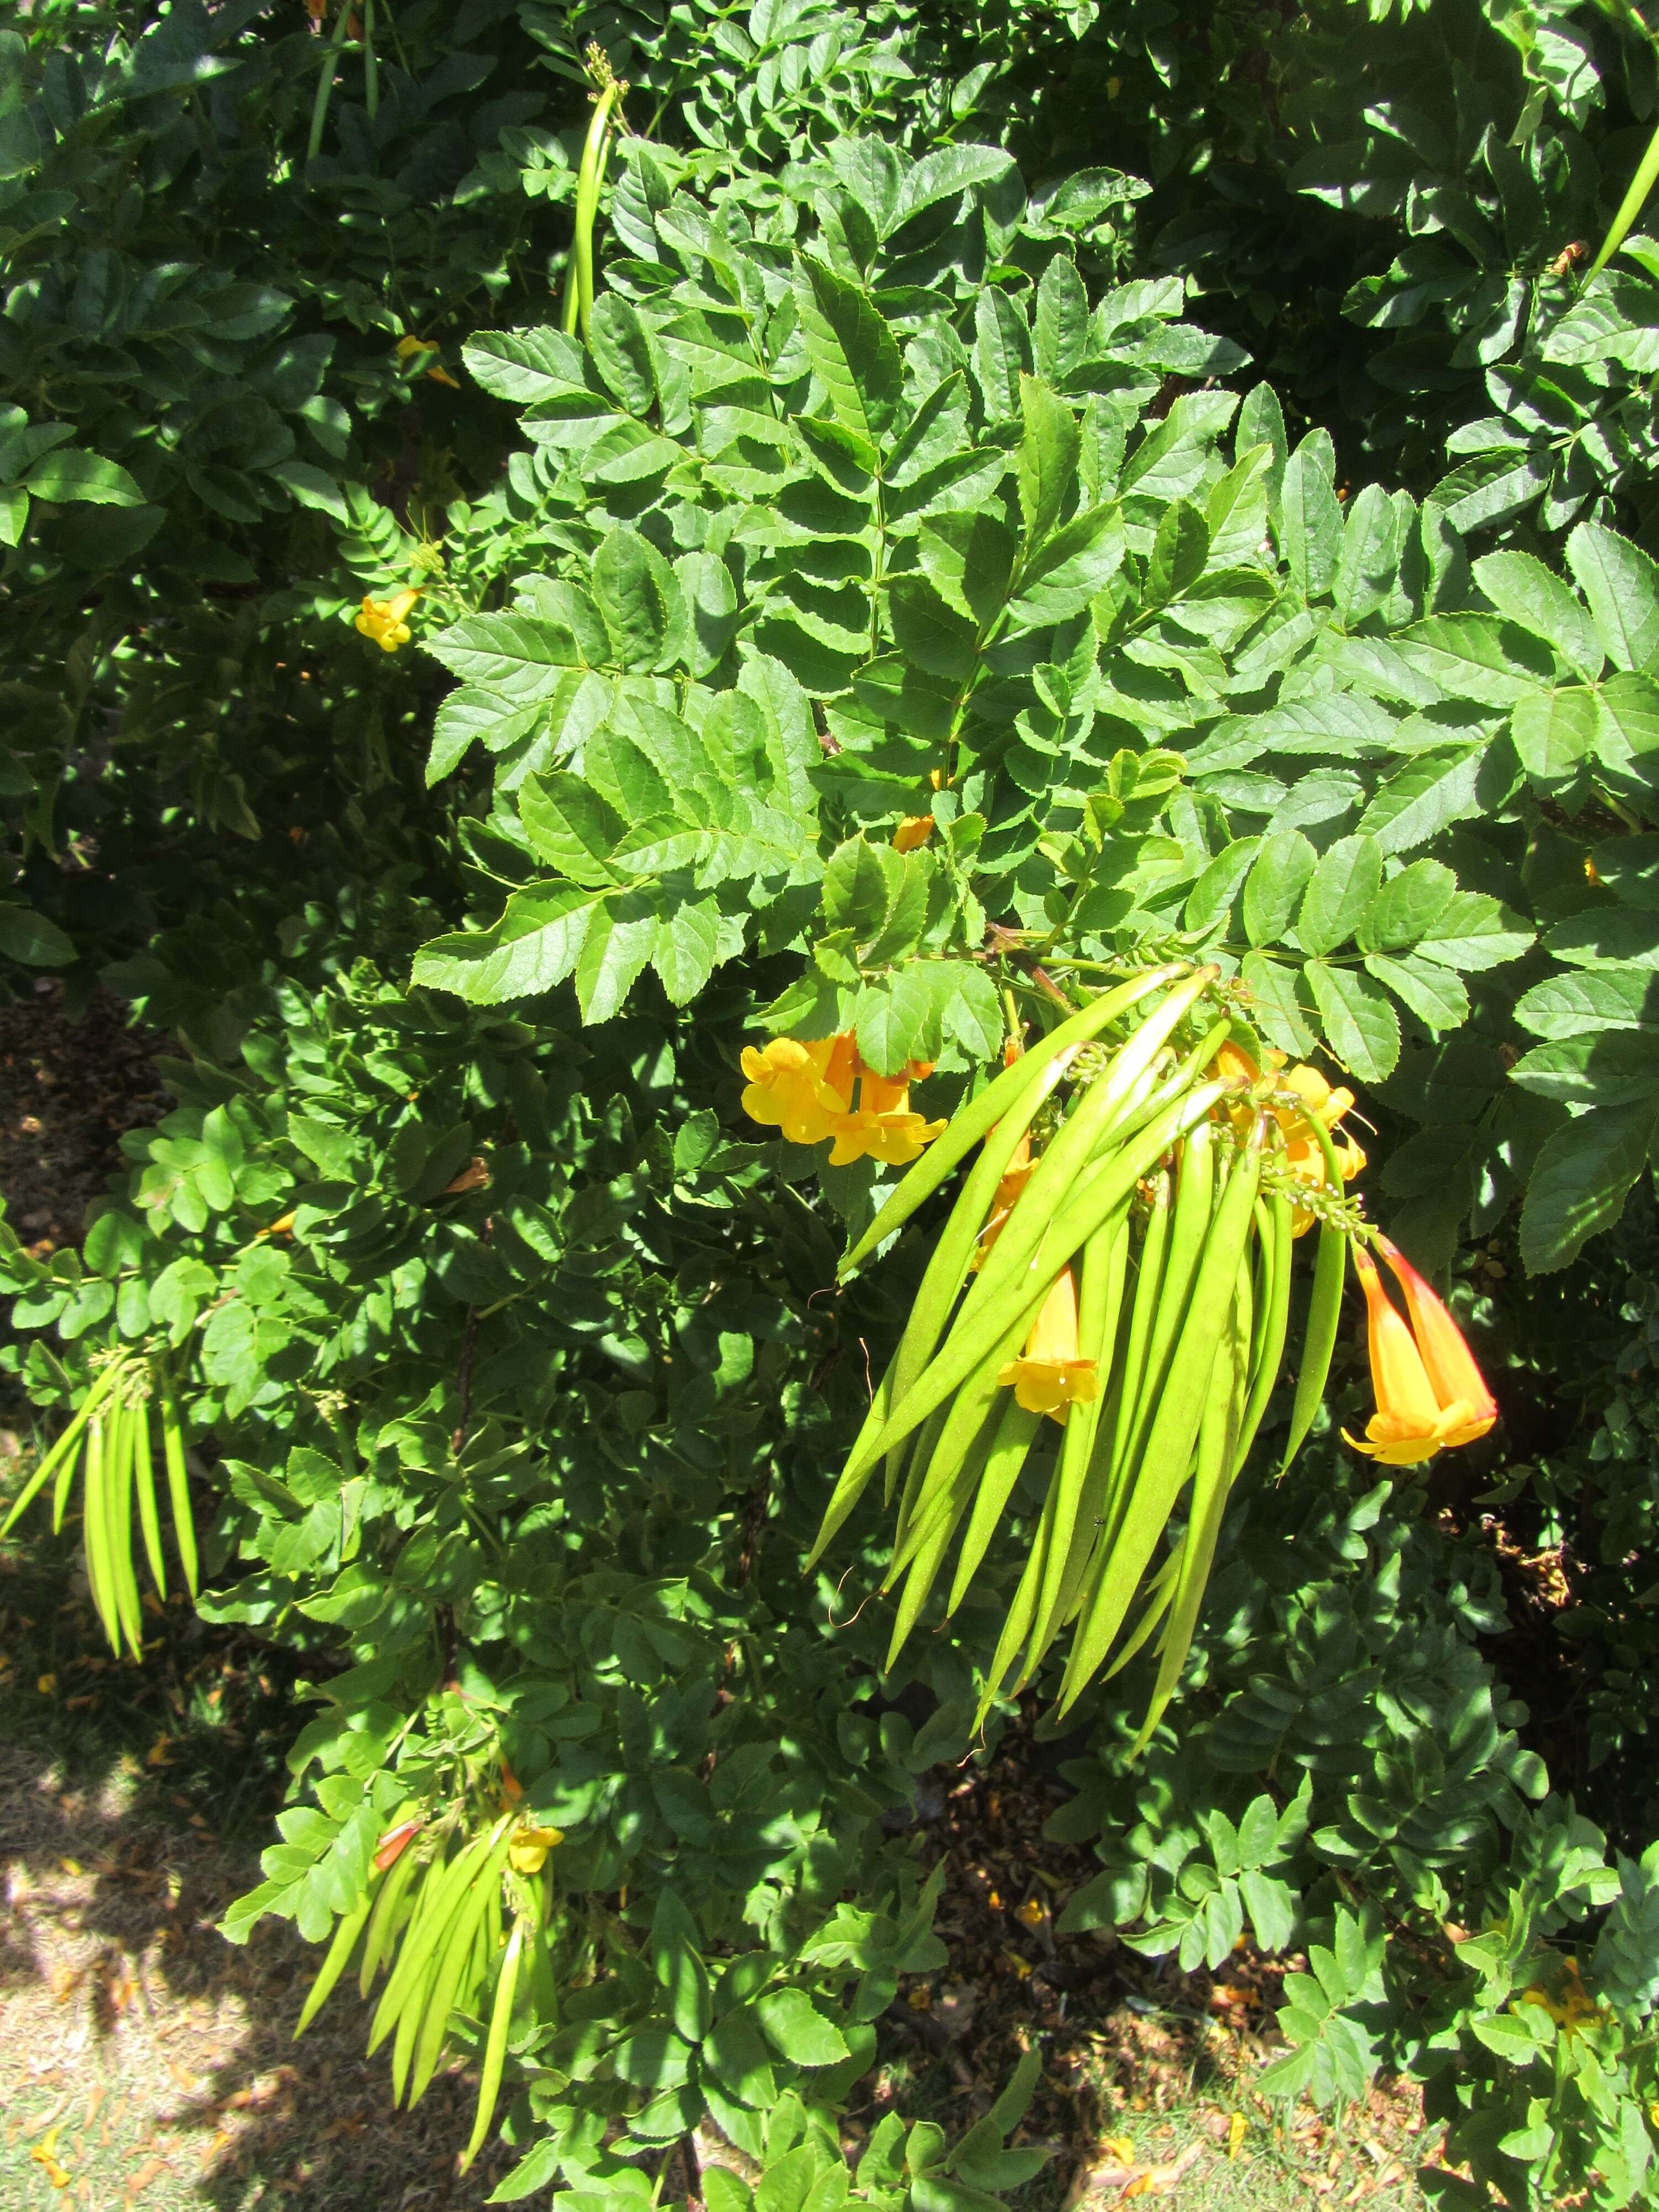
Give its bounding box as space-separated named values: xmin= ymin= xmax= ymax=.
xmin=1234 ymin=1188 xmax=1293 ymax=1476
xmin=159 ymin=1378 xmax=199 ymax=1598
xmin=947 ymin=1395 xmax=1044 ymax=1613
xmin=1128 ymin=1249 xmax=1254 ymax=1755
xmin=132 ymin=1393 xmax=166 ymax=1599
xmin=360 ymin=1826 xmax=425 ymax=1996
xmin=1114 ymin=1118 xmax=1216 ymax=1493
xmin=1058 ymin=1113 xmax=1266 ymax=1713
xmin=1281 ymin=1218 xmax=1347 ymax=1475
xmin=843 ymin=1081 xmax=1229 ymax=1496
xmin=370 ymin=1823 xmax=498 ymax=2056
xmin=839 ymin=964 xmax=1189 ymax=1277
xmin=2 ymin=1359 xmax=122 ymax=1541
xmin=461 ymin=1915 xmax=526 ymax=2173
xmin=1020 ymin=1211 xmax=1130 ymax=1674
xmin=296 ymin=1887 xmax=376 ymax=2038
xmin=1089 ymin=1170 xmax=1173 ymax=1561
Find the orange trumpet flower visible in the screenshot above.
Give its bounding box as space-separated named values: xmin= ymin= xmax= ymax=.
xmin=1344 ymin=1240 xmax=1496 ymax=1466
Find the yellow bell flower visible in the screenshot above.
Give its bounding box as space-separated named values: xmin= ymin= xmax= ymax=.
xmin=355 ymin=587 xmax=421 ymax=653
xmin=999 ymin=1265 xmax=1099 ymax=1423
xmin=1215 ymin=1042 xmax=1365 ymax=1234
xmin=740 ymin=1033 xmax=859 ymax=1145
xmin=893 ymin=814 xmax=935 ymax=853
xmin=826 ymin=1063 xmax=946 ymax=1168
xmin=740 ymin=1034 xmax=945 ymax=1165
xmin=972 ymin=1128 xmax=1034 ymax=1270
xmin=395 ymin=334 xmax=462 ymax=388
xmin=508 ymin=1822 xmax=564 ymax=1876
xmin=1343 ymin=1241 xmax=1496 ymax=1466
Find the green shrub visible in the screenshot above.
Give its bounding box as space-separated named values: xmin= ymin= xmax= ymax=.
xmin=7 ymin=0 xmax=1659 ymax=2203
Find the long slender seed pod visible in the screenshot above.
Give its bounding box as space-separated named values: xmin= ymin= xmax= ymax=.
xmin=107 ymin=1393 xmax=144 ymax=1659
xmin=159 ymin=1380 xmax=198 ymax=1598
xmin=461 ymin=1914 xmax=525 ymax=2172
xmin=810 ymin=1067 xmax=1045 ymax=1559
xmin=1100 ymin=1544 xmax=1181 ymax=1683
xmin=852 ymin=1002 xmax=1191 ymax=1554
xmin=1234 ymin=1189 xmax=1294 ymax=1475
xmin=460 ymin=1914 xmax=489 ymax=2025
xmin=833 ymin=1354 xmax=896 ymax=1515
xmin=1058 ymin=1115 xmax=1266 ymax=1712
xmin=562 ymin=79 xmax=622 ymax=337
xmin=1021 ymin=1211 xmax=1130 ymax=1671
xmin=890 ymin=1404 xmax=952 ymax=1547
xmin=883 ymin=1417 xmax=1007 ymax=1671
xmin=1091 ymin=1171 xmax=1173 ymax=1559
xmin=1281 ymin=1218 xmax=1347 ymax=1474
xmin=978 ymin=1511 xmax=1053 ymax=1723
xmin=888 ymin=1317 xmax=1029 ymax=1575
xmin=837 ymin=984 xmax=1229 ymax=1561
xmin=483 ymin=1875 xmax=503 ymax=1971
xmin=132 ymin=1394 xmax=166 ymax=1599
xmin=1116 ymin=1120 xmax=1216 ymax=1493
xmin=946 ymin=1397 xmax=1044 ymax=1612
xmin=370 ymin=1825 xmax=498 ymax=2054
xmin=4 ymin=1361 xmax=122 ymax=1540
xmin=1129 ymin=1257 xmax=1253 ymax=1754
xmin=361 ymin=1833 xmax=425 ymax=1997
xmin=877 ymin=1046 xmax=1080 ymax=1500
xmin=391 ymin=1943 xmax=443 ymax=2106
xmin=408 ymin=1822 xmax=520 ymax=2106
xmin=847 ymin=1082 xmax=1229 ymax=1490
xmin=305 ymin=0 xmax=356 ymax=166
xmin=888 ymin=1392 xmax=1006 ymax=1590
xmin=295 ymin=1888 xmax=376 ymax=2037
xmin=81 ymin=1411 xmax=117 ymax=1650
xmin=52 ymin=1436 xmax=79 ymax=1534
xmin=373 ymin=1840 xmax=474 ymax=2058
xmin=1246 ymin=1198 xmax=1277 ymax=1384
xmin=953 ymin=971 xmax=1219 ymax=1331
xmin=1090 ymin=1014 xmax=1235 ymax=1166
xmin=840 ymin=965 xmax=1188 ymax=1276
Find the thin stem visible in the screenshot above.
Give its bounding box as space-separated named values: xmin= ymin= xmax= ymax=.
xmin=306 ymin=0 xmax=356 ymax=168
xmin=363 ymin=0 xmax=378 ymax=121
xmin=1589 ymin=113 xmax=1659 ymax=278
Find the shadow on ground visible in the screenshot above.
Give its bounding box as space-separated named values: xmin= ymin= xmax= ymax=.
xmin=0 ymin=1500 xmax=541 ymax=2212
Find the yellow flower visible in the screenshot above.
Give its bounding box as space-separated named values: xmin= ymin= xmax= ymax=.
xmin=740 ymin=1033 xmax=859 ymax=1145
xmin=999 ymin=1265 xmax=1099 ymax=1423
xmin=826 ymin=1063 xmax=946 ymax=1168
xmin=893 ymin=814 xmax=935 ymax=853
xmin=1519 ymin=1957 xmax=1602 ymax=2036
xmin=396 ymin=334 xmax=461 ymax=388
xmin=30 ymin=2127 xmax=70 ymax=2187
xmin=739 ymin=1033 xmax=945 ymax=1166
xmin=1343 ymin=1240 xmax=1497 ymax=1467
xmin=355 ymin=587 xmax=421 ymax=653
xmin=972 ymin=1129 xmax=1034 ymax=1271
xmin=508 ymin=1822 xmax=564 ymax=1876
xmin=1215 ymin=1044 xmax=1364 ymax=1234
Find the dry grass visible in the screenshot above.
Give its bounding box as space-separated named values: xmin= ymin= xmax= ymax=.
xmin=0 ymin=1734 xmax=544 ymax=2212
